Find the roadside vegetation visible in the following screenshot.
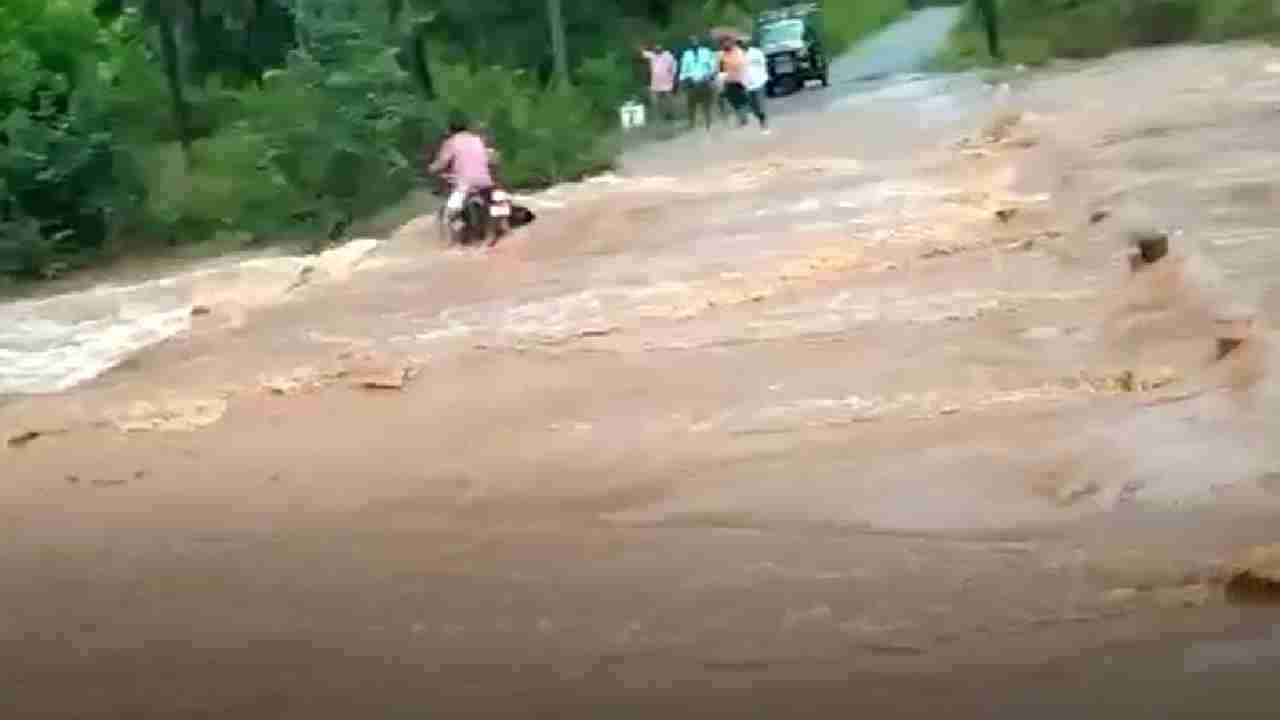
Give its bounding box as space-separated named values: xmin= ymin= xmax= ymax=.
xmin=826 ymin=0 xmax=911 ymax=54
xmin=0 ymin=0 xmax=906 ymax=285
xmin=937 ymin=0 xmax=1280 ymax=69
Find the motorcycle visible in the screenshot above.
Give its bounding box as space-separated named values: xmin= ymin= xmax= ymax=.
xmin=436 ymin=180 xmax=512 ymax=247
xmin=432 ymin=145 xmax=535 ymax=247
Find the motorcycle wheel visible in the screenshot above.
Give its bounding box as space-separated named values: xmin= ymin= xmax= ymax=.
xmin=487 ymin=219 xmax=510 ymax=248
xmin=462 ymin=201 xmax=487 ymax=246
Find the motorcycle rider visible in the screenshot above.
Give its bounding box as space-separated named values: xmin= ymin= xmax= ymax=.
xmin=428 ymin=115 xmax=495 ymax=224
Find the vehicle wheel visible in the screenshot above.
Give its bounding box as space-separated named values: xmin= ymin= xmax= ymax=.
xmin=821 ymin=71 xmax=830 ymax=88
xmin=438 ymin=207 xmax=461 ymax=246
xmin=463 ymin=203 xmax=486 ymax=246
xmin=488 ymin=220 xmax=510 ymax=248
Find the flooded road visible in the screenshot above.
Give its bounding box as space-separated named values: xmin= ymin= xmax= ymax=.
xmin=6 ymin=12 xmax=1280 ymax=717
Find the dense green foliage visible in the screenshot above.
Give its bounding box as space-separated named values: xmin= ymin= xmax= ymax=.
xmin=938 ymin=0 xmax=1280 ymax=68
xmin=1 ymin=0 xmax=906 ymax=281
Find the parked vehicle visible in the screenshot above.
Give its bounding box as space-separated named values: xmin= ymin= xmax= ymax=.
xmin=755 ymin=2 xmax=828 ymax=96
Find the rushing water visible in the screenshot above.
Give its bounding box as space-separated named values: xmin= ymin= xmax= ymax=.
xmin=0 ymin=239 xmax=381 ymax=395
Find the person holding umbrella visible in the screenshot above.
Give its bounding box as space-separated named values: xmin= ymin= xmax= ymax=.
xmin=710 ymin=27 xmax=747 ymax=125
xmin=718 ymin=34 xmax=749 ymax=127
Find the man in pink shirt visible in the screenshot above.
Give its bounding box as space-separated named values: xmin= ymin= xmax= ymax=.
xmin=428 ymin=117 xmax=495 ymax=217
xmin=640 ymin=43 xmax=677 ymax=122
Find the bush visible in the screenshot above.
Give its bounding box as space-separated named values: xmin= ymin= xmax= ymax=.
xmin=433 ymin=61 xmax=619 ymax=188
xmin=1130 ymin=0 xmax=1202 ymax=45
xmin=937 ymin=0 xmax=1280 ymax=69
xmin=0 ymin=0 xmax=125 ymax=279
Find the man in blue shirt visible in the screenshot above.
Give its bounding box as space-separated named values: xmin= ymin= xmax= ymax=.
xmin=678 ymin=35 xmax=717 ymax=131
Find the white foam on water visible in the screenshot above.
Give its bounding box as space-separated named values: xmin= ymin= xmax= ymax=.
xmin=0 ymin=238 xmax=382 ymax=395
xmin=0 ymin=298 xmax=193 ymax=395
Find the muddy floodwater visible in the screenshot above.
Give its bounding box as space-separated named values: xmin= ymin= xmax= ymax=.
xmin=7 ymin=14 xmax=1280 ymax=717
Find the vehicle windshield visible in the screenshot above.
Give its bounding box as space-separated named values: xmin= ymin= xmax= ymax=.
xmin=759 ymin=19 xmax=805 ymax=49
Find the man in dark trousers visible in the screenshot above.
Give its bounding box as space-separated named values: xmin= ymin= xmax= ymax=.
xmin=975 ymin=0 xmax=1002 ymax=60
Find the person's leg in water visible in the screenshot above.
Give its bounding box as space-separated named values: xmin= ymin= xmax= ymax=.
xmin=697 ymin=83 xmax=714 ymax=131
xmin=748 ymin=88 xmax=768 ymax=131
xmin=725 ymin=82 xmax=749 ymax=127
xmin=658 ymin=91 xmax=675 ymax=124
xmin=975 ymin=0 xmax=1002 ymax=60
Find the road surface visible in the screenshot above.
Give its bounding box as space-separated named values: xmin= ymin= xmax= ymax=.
xmin=836 ymin=6 xmax=964 ymax=82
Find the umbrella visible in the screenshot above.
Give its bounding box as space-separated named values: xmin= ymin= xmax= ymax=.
xmin=709 ymin=26 xmax=746 ymax=42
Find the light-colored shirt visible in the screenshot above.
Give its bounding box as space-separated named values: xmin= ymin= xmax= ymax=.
xmin=679 ymin=46 xmax=716 ymax=84
xmin=720 ymin=46 xmax=747 ymax=85
xmin=430 ymin=131 xmax=493 ymax=189
xmin=745 ymin=47 xmax=769 ymax=91
xmin=642 ymin=50 xmax=676 ymax=93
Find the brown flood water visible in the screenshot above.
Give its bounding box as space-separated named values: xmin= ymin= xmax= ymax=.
xmin=6 ymin=40 xmax=1280 ymax=717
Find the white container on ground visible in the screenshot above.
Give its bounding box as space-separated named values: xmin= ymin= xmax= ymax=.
xmin=619 ymin=101 xmax=647 ymax=131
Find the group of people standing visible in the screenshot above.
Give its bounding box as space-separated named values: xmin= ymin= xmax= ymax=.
xmin=641 ymin=33 xmax=770 ymax=135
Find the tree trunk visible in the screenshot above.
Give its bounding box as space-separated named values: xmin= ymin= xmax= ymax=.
xmin=409 ymin=22 xmax=436 ymax=100
xmin=156 ymin=14 xmax=194 ymax=165
xmin=547 ymin=0 xmax=570 ymax=87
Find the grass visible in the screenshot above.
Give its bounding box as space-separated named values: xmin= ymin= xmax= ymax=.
xmin=933 ymin=0 xmax=1280 ymax=71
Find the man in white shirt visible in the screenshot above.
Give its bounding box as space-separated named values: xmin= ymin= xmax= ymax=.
xmin=741 ymin=39 xmax=771 ymax=133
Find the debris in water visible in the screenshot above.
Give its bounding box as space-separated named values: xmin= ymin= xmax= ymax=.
xmin=783 ymin=605 xmax=834 ymax=632
xmin=285 ymin=265 xmax=316 ymax=294
xmin=982 ymin=109 xmax=1023 ymax=143
xmin=110 ymin=398 xmax=228 ymax=433
xmin=339 ymin=350 xmax=418 ymax=390
xmin=1002 ymin=237 xmax=1036 ymax=252
xmin=1130 ymin=228 xmax=1170 ymax=268
xmin=920 ymin=245 xmax=958 ymax=259
xmin=260 ymin=366 xmax=334 ymax=396
xmin=1224 ymin=545 xmax=1280 ymax=604
xmin=6 ymin=430 xmax=44 ymax=449
xmin=1022 ymin=326 xmax=1063 ymax=341
xmin=1102 ymin=587 xmax=1140 ymax=605
xmin=1217 ymin=337 xmax=1243 ymax=360
xmin=1056 ymin=479 xmax=1101 ymax=507
xmin=1154 ymin=584 xmax=1212 ymax=609
xmin=1214 ymin=308 xmax=1256 ymax=360
xmin=1077 ymin=367 xmax=1179 ymax=394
